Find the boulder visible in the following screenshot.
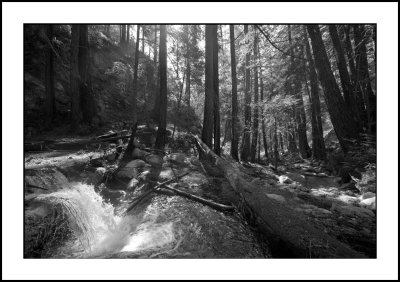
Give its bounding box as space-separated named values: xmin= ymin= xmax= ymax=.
xmin=144 ymin=154 xmax=164 ymax=168
xmin=359 ymin=197 xmax=376 ymax=211
xmin=359 ymin=192 xmax=376 ymax=201
xmin=117 ymin=166 xmax=139 ymax=179
xmin=166 ymin=153 xmax=187 ymax=165
xmin=331 ymin=204 xmax=375 ymax=218
xmin=127 ymin=178 xmax=139 ymax=190
xmin=132 ymin=148 xmax=147 ymax=159
xmin=279 ymin=175 xmax=292 ymax=184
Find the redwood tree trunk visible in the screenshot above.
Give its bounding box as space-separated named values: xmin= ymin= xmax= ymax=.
xmin=79 ymin=25 xmax=94 ymax=124
xmin=202 ymin=25 xmax=215 ymax=149
xmin=155 ymin=25 xmax=168 ymax=149
xmin=240 ymin=25 xmax=252 ymax=161
xmin=288 ymin=25 xmax=310 ymax=158
xmin=353 ymin=24 xmax=376 ymax=135
xmin=44 ymin=25 xmax=55 ymax=124
xmin=132 ymin=25 xmax=141 ymax=125
xmin=70 ymin=25 xmax=81 ymax=127
xmin=250 ymin=28 xmax=259 ymax=162
xmin=303 ymin=27 xmax=326 ymax=160
xmin=307 ymin=24 xmax=360 ymax=152
xmin=229 ymin=25 xmax=239 ymax=161
xmin=329 ymin=25 xmax=360 ymax=127
xmin=212 ymin=25 xmax=221 ymax=155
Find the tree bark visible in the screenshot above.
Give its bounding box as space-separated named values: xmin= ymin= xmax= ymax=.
xmin=202 ymin=25 xmax=215 ymax=149
xmin=184 ymin=25 xmax=191 ymax=108
xmin=353 ymin=24 xmax=376 ymax=135
xmin=329 ymin=25 xmax=361 ymax=130
xmin=79 ymin=25 xmax=94 ymax=124
xmin=132 ymin=25 xmax=141 ymax=126
xmin=44 ymin=25 xmax=55 ymax=124
xmin=303 ymin=28 xmax=326 ymax=160
xmin=307 ymin=25 xmax=360 ymax=152
xmin=240 ymin=25 xmax=252 ymax=162
xmin=70 ymin=25 xmax=81 ymax=127
xmin=250 ymin=27 xmax=259 ymax=162
xmin=229 ymin=25 xmax=239 ymax=161
xmin=288 ymin=25 xmax=310 ymax=158
xmin=155 ymin=25 xmax=168 ymax=149
xmin=212 ymin=25 xmax=221 ymax=155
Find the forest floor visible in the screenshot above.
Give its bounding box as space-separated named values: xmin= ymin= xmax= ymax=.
xmin=24 ymin=126 xmax=376 ymax=258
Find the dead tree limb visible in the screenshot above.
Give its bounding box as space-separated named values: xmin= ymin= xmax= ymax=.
xmin=192 ymin=134 xmax=365 ymax=258
xmin=160 ymin=184 xmax=235 ymax=212
xmin=124 ymin=172 xmax=189 ymax=214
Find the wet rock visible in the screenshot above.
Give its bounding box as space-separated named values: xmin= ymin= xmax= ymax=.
xmin=266 ymin=194 xmax=286 ymax=203
xmin=359 ymin=192 xmax=376 ymax=201
xmin=106 ymin=153 xmax=117 ymax=161
xmin=127 ymin=178 xmax=139 ymax=190
xmin=125 ymin=159 xmax=147 ymax=169
xmin=189 ymin=156 xmax=201 ymax=167
xmin=359 ymin=197 xmax=376 ymax=211
xmin=144 ymin=154 xmax=164 ymax=168
xmin=165 ymin=153 xmax=187 ymax=165
xmin=117 ymin=166 xmax=139 ymax=179
xmin=132 ymin=148 xmax=147 ymax=159
xmin=277 ymin=166 xmax=286 ymax=173
xmin=332 ymin=204 xmax=375 ymax=218
xmin=337 ymin=194 xmax=359 ymax=205
xmin=279 ymin=175 xmax=292 ymax=184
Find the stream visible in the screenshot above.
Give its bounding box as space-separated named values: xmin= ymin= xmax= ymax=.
xmin=24 ymin=155 xmax=269 ymax=259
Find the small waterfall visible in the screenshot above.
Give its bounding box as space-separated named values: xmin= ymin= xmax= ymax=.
xmin=34 ymin=183 xmax=138 ymax=257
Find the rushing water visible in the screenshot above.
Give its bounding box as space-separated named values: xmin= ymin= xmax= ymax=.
xmin=25 ymin=181 xmax=268 ymax=258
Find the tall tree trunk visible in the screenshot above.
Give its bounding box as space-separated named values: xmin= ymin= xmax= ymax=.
xmin=184 ymin=25 xmax=191 ymax=108
xmin=201 ymin=25 xmax=215 ymax=148
xmin=250 ymin=28 xmax=259 ymax=162
xmin=273 ymin=117 xmax=279 ymax=170
xmin=329 ymin=25 xmax=361 ymax=129
xmin=353 ymin=24 xmax=376 ymax=135
xmin=132 ymin=25 xmax=141 ymax=126
xmin=126 ymin=25 xmax=130 ymax=47
xmin=213 ymin=25 xmax=220 ymax=155
xmin=70 ymin=25 xmax=81 ymax=127
xmin=344 ymin=25 xmax=367 ymax=130
xmin=79 ymin=25 xmax=94 ymax=124
xmin=154 ymin=25 xmax=158 ymax=63
xmin=307 ymin=24 xmax=360 ymax=152
xmin=121 ymin=25 xmax=126 ymax=48
xmin=303 ymin=27 xmax=326 ymax=160
xmin=155 ymin=25 xmax=168 ymax=149
xmin=152 ymin=25 xmax=159 ymax=121
xmin=240 ymin=25 xmax=252 ymax=161
xmin=229 ymin=25 xmax=239 ymax=161
xmin=44 ymin=25 xmax=55 ymax=124
xmin=141 ymin=26 xmax=145 ymax=54
xmin=260 ymin=68 xmax=268 ymax=161
xmin=105 ymin=25 xmax=110 ymax=37
xmin=288 ymin=25 xmax=310 ymax=158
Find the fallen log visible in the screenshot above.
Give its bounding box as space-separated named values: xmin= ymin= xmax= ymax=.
xmin=47 ymin=135 xmax=131 ymax=150
xmin=192 ymin=135 xmax=366 ymax=258
xmin=160 ymin=184 xmax=236 ymax=212
xmin=124 ymin=172 xmax=189 ymax=214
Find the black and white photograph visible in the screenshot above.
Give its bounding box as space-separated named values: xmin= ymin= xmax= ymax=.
xmin=3 ymin=2 xmax=398 ymax=280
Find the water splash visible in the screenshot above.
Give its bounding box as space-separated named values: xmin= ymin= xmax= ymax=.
xmin=33 ymin=183 xmax=175 ymax=258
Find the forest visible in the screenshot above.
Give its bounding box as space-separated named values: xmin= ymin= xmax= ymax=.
xmin=23 ymin=24 xmax=377 ymax=259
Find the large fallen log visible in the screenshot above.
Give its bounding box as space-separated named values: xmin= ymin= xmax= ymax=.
xmin=192 ymin=135 xmax=366 ymax=258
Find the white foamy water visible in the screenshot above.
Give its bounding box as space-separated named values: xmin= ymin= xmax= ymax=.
xmin=35 ymin=183 xmax=147 ymax=257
